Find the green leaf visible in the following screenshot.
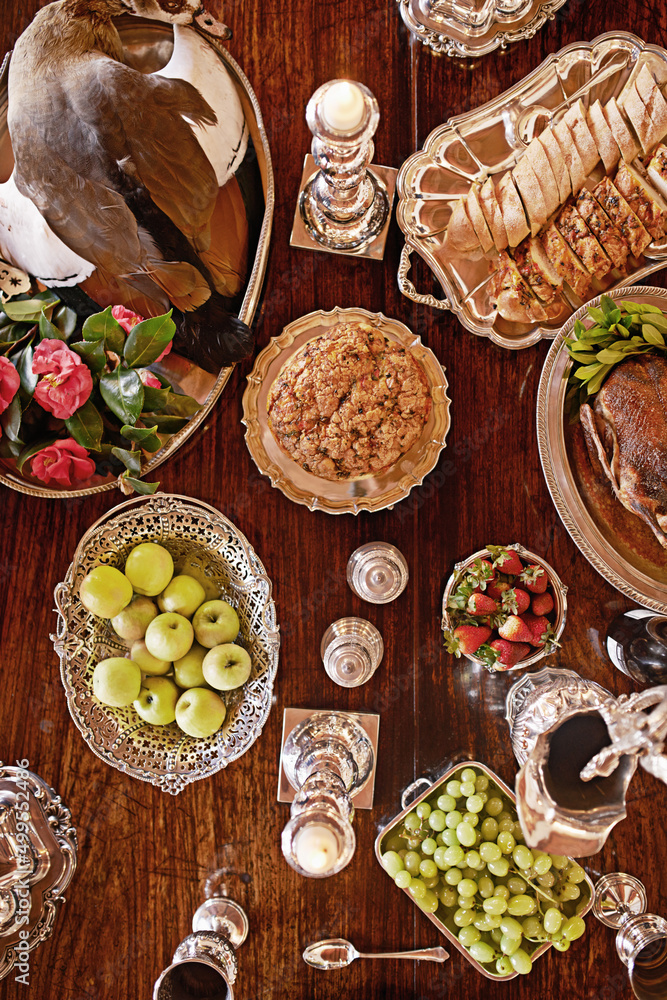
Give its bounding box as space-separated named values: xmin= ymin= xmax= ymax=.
xmin=71 ymin=338 xmax=106 ymax=374
xmin=39 ymin=306 xmax=67 ymax=341
xmin=16 ymin=438 xmax=57 ymax=474
xmin=143 ymin=414 xmax=190 ymax=433
xmin=123 ymin=312 xmax=175 ymax=368
xmin=120 ymin=423 xmax=162 ymax=452
xmin=141 ymin=384 xmax=170 ymax=411
xmin=83 ymin=306 xmax=124 ymax=353
xmin=569 ymin=351 xmax=599 ymax=364
xmin=122 ymin=475 xmax=159 ymax=495
xmin=52 ymin=305 xmax=78 ymax=341
xmin=586 ymin=364 xmax=614 ymax=395
xmin=607 ymin=308 xmax=622 ymax=326
xmin=13 ymin=341 xmax=38 ymax=394
xmin=587 ymin=307 xmax=608 ymax=326
xmin=162 ymin=390 xmax=201 ymax=418
xmin=0 ymin=323 xmax=32 ymax=350
xmin=642 ymin=324 xmax=666 ymax=346
xmin=0 ymin=436 xmax=21 ymax=458
xmin=0 ymin=393 xmax=22 ymax=442
xmin=573 ymin=362 xmax=603 ymax=381
xmin=3 ymin=295 xmax=58 ymax=323
xmin=99 ymin=367 xmax=144 ymax=425
xmin=596 ymin=348 xmax=634 ymax=363
xmin=65 ymin=399 xmax=104 ymax=451
xmin=642 ymin=311 xmax=667 ymax=331
xmin=111 ymin=446 xmax=142 ymax=475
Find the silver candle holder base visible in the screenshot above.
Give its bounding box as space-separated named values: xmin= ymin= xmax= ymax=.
xmin=290 ymin=155 xmax=397 ymax=260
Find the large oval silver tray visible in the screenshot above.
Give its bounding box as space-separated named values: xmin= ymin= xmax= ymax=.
xmin=397 ymin=31 xmax=667 ymax=350
xmin=537 ymin=286 xmax=667 ymax=611
xmin=0 ymin=17 xmax=273 ymax=498
xmin=51 ymin=493 xmax=280 ymax=795
xmin=396 ymin=0 xmax=568 ymax=59
xmin=241 ymin=307 xmax=452 ymax=515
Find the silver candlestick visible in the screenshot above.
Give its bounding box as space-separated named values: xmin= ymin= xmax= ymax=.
xmin=280 ymin=711 xmax=375 ymax=877
xmin=153 ymin=893 xmax=248 ymax=1000
xmin=290 ymin=79 xmax=397 ymax=259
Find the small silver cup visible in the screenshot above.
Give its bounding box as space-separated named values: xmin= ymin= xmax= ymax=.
xmin=347 ymin=542 xmax=409 ymax=604
xmin=321 ymin=617 xmax=384 ymax=687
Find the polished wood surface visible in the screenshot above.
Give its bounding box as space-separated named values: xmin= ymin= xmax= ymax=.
xmin=2 ymin=1 xmax=667 ymax=998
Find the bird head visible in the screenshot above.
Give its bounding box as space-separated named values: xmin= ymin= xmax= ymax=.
xmin=117 ymin=0 xmax=231 ymax=37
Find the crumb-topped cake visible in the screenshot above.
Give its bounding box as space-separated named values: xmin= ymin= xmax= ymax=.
xmin=266 ymin=321 xmax=432 ymax=481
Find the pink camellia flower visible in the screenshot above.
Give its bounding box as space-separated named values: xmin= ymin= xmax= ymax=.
xmin=30 ymin=437 xmax=96 ymax=487
xmin=112 ymin=304 xmax=172 ymax=362
xmin=32 ymin=340 xmax=93 ymax=419
xmin=138 ymin=369 xmax=162 ymax=389
xmin=0 ymin=356 xmax=20 ymax=415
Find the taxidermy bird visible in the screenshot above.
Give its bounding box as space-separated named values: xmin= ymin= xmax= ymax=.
xmin=4 ymin=0 xmax=257 ymax=372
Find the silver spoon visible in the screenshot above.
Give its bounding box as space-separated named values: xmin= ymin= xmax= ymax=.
xmin=303 ymin=937 xmax=449 ymax=970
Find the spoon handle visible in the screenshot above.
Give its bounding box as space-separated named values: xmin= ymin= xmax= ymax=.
xmin=358 ymin=946 xmax=449 ymax=963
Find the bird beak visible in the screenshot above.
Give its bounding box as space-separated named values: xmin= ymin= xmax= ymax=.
xmin=193 ymin=7 xmax=232 ymax=39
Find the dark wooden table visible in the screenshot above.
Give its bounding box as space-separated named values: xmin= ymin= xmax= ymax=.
xmin=2 ymin=1 xmax=667 ymax=998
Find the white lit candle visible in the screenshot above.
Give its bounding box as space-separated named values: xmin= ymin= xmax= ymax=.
xmin=294 ymin=823 xmax=340 ymax=874
xmin=322 ymin=81 xmax=365 ymax=132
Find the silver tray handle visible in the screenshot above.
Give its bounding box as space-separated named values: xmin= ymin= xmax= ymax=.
xmin=398 ymin=244 xmax=451 ymax=312
xmin=401 ymin=776 xmax=433 ymax=811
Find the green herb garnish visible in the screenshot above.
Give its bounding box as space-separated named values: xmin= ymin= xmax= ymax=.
xmin=565 ymin=295 xmax=667 ymax=421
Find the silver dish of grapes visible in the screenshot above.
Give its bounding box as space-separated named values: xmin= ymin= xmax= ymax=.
xmin=51 ymin=493 xmax=280 ymax=795
xmin=375 ymin=760 xmax=594 ymax=980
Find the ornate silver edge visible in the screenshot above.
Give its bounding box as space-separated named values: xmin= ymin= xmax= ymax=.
xmin=241 ymin=306 xmax=452 ymax=515
xmin=441 ymin=543 xmax=568 ymax=670
xmin=0 ymin=763 xmax=77 ymax=981
xmin=0 ymin=19 xmax=274 ymax=499
xmin=52 ymin=493 xmax=280 ymax=794
xmin=375 ymin=758 xmax=595 ymax=979
xmin=397 ymin=0 xmax=568 ymax=58
xmin=536 ymin=286 xmax=667 ymax=612
xmin=396 ymin=31 xmax=667 ymax=349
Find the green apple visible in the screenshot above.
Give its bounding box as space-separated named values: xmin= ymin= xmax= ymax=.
xmin=124 ymin=542 xmax=174 ymax=597
xmin=130 ymin=639 xmax=171 ymax=676
xmin=193 ymin=600 xmax=239 ymax=648
xmin=173 ymin=642 xmax=207 ymax=689
xmin=145 ymin=612 xmax=194 ymax=662
xmin=79 ymin=566 xmax=133 ymax=619
xmin=202 ymin=643 xmax=252 ymax=691
xmin=111 ymin=596 xmax=158 ymax=642
xmin=175 ymin=687 xmax=226 ymax=738
xmin=158 ymin=575 xmax=206 ymax=619
xmin=92 ymin=656 xmax=141 ymax=707
xmin=133 ymin=676 xmax=179 ymax=725
xmin=173 ymin=555 xmax=220 ymax=602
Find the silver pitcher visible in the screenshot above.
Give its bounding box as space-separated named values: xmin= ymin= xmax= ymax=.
xmin=505 ymin=666 xmax=667 ymax=857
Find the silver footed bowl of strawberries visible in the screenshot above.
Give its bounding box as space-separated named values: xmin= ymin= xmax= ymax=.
xmin=441 ymin=544 xmax=568 ymax=671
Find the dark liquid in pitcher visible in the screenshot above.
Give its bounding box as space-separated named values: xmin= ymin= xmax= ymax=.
xmin=630 ymin=936 xmax=667 ymax=1000
xmin=607 ymin=614 xmax=667 ymax=685
xmin=164 ymin=962 xmax=229 ymax=1000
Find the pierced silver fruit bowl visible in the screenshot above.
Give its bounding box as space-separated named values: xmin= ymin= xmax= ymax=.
xmin=52 ymin=493 xmax=280 ymax=795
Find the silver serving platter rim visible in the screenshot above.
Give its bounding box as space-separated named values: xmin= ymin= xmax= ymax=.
xmin=241 ymin=307 xmax=452 ymax=515
xmin=396 ymin=31 xmax=667 ymax=350
xmin=0 ymin=16 xmax=274 ymax=498
xmin=537 ymin=285 xmax=667 ymax=611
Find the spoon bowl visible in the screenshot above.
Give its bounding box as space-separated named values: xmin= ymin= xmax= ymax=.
xmin=303 ymin=937 xmax=449 ymax=970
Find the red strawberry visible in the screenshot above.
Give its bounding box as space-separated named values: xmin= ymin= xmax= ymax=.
xmin=522 ymin=612 xmax=551 ymax=647
xmin=445 ymin=624 xmax=493 ymax=657
xmin=520 ymin=563 xmax=548 ymax=594
xmin=501 ymin=587 xmax=531 ymax=615
xmin=468 ymin=558 xmax=496 ymax=590
xmin=489 ymin=639 xmax=531 ymax=668
xmin=489 ymin=547 xmax=524 ymax=576
xmin=487 ymin=579 xmax=512 ymax=601
xmin=498 ymin=615 xmax=534 ymax=644
xmin=467 ymin=593 xmax=498 ymax=616
xmin=532 ymin=591 xmax=554 ymax=616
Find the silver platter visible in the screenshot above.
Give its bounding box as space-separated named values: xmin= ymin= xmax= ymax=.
xmin=241 ymin=307 xmax=451 ymax=515
xmin=0 ymin=17 xmax=274 ymax=498
xmin=396 ymin=0 xmax=568 ymax=59
xmin=0 ymin=763 xmax=77 ymax=981
xmin=537 ymin=286 xmax=667 ymax=612
xmin=52 ymin=493 xmax=280 ymax=794
xmin=396 ymin=32 xmax=667 ymax=349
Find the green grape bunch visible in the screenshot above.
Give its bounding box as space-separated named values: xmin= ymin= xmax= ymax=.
xmin=380 ymin=765 xmax=590 ymax=978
